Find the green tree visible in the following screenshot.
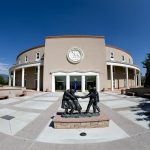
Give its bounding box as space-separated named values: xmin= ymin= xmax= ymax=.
xmin=0 ymin=76 xmax=5 ymax=85
xmin=142 ymin=53 xmax=150 ymax=87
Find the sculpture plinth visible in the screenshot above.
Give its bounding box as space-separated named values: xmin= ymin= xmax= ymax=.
xmin=53 ymin=113 xmax=109 ymax=129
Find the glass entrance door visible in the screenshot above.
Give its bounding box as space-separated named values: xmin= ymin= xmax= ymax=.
xmin=85 ymin=76 xmax=96 ymax=90
xmin=70 ymin=76 xmax=81 ymax=92
xmin=55 ymin=76 xmax=66 ymax=91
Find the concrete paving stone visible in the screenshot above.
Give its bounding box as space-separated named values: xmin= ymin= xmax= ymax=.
xmin=131 ymin=131 xmax=150 ymax=149
xmin=29 ymin=142 xmax=56 ymax=150
xmin=0 ymin=108 xmax=16 ymax=117
xmin=14 ymin=101 xmax=53 ymax=110
xmin=100 ymin=103 xmax=147 ymax=136
xmin=118 ymin=110 xmax=150 ymax=129
xmin=0 ymin=98 xmax=20 ymax=105
xmin=101 ymin=100 xmax=138 ymax=109
xmin=32 ymin=97 xmax=59 ymax=101
xmin=0 ymin=118 xmax=11 ymax=135
xmin=0 ymin=136 xmax=32 ymax=150
xmin=0 ymin=133 xmax=9 ymax=145
xmin=36 ymin=119 xmax=129 ymax=144
xmin=0 ymin=110 xmax=40 ymax=135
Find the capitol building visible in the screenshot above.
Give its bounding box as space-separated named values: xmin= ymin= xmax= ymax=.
xmin=9 ymin=35 xmax=141 ymax=92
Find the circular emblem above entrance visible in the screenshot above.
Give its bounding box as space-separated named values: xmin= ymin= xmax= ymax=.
xmin=67 ymin=47 xmax=84 ymax=64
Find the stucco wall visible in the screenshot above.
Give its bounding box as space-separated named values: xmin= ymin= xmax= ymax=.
xmin=43 ymin=37 xmax=107 ymax=91
xmin=17 ymin=46 xmax=45 ymax=64
xmin=106 ymin=46 xmax=133 ymax=64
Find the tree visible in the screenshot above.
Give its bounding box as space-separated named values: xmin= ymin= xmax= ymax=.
xmin=142 ymin=53 xmax=150 ymax=87
xmin=0 ymin=76 xmax=5 ymax=85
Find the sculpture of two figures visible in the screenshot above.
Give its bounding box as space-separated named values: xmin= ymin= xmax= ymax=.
xmin=61 ymin=87 xmax=100 ymax=115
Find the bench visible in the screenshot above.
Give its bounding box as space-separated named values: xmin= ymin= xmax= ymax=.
xmin=16 ymin=93 xmax=25 ymax=97
xmin=0 ymin=95 xmax=9 ymax=100
xmin=126 ymin=92 xmax=135 ymax=96
xmin=16 ymin=91 xmax=27 ymax=97
xmin=144 ymin=93 xmax=150 ymax=98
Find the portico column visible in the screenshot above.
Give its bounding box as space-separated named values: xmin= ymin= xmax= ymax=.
xmin=9 ymin=72 xmax=11 ymax=86
xmin=37 ymin=65 xmax=40 ymax=91
xmin=138 ymin=72 xmax=141 ymax=87
xmin=96 ymin=75 xmax=100 ymax=92
xmin=66 ymin=75 xmax=70 ymax=90
xmin=134 ymin=69 xmax=137 ymax=87
xmin=22 ymin=68 xmax=25 ymax=87
xmin=52 ymin=74 xmax=55 ymax=92
xmin=13 ymin=70 xmax=16 ymax=87
xmin=81 ymin=75 xmax=85 ymax=92
xmin=110 ymin=65 xmax=114 ymax=91
xmin=125 ymin=67 xmax=129 ymax=88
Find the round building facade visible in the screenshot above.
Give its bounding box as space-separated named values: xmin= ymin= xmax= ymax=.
xmin=9 ymin=36 xmax=141 ymax=92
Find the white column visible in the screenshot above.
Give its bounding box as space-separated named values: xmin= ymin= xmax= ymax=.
xmin=66 ymin=75 xmax=70 ymax=90
xmin=134 ymin=69 xmax=137 ymax=87
xmin=125 ymin=67 xmax=129 ymax=88
xmin=22 ymin=68 xmax=25 ymax=87
xmin=9 ymin=72 xmax=11 ymax=86
xmin=52 ymin=74 xmax=55 ymax=92
xmin=110 ymin=65 xmax=114 ymax=91
xmin=96 ymin=75 xmax=100 ymax=92
xmin=13 ymin=70 xmax=16 ymax=87
xmin=81 ymin=75 xmax=85 ymax=92
xmin=138 ymin=72 xmax=141 ymax=87
xmin=37 ymin=65 xmax=40 ymax=91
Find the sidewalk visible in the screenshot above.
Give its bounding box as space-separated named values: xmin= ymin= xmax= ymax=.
xmin=0 ymin=92 xmax=149 ymax=150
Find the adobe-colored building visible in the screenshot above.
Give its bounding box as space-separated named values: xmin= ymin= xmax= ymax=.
xmin=9 ymin=35 xmax=141 ymax=92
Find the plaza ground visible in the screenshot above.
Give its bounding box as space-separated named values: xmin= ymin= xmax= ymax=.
xmin=0 ymin=91 xmax=149 ymax=150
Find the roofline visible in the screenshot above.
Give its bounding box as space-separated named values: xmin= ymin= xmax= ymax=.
xmin=46 ymin=35 xmax=105 ymax=39
xmin=16 ymin=45 xmax=45 ymax=60
xmin=105 ymin=44 xmax=131 ymax=56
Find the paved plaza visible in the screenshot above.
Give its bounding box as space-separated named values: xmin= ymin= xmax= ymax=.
xmin=0 ymin=92 xmax=149 ymax=150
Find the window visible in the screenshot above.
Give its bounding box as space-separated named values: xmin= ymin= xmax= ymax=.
xmin=36 ymin=52 xmax=40 ymax=61
xmin=122 ymin=56 xmax=125 ymax=62
xmin=25 ymin=56 xmax=28 ymax=63
xmin=110 ymin=52 xmax=114 ymax=60
xmin=35 ymin=67 xmax=38 ymax=74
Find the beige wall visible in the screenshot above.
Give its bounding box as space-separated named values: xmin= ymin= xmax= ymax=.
xmin=43 ymin=37 xmax=107 ymax=91
xmin=17 ymin=46 xmax=45 ymax=64
xmin=106 ymin=46 xmax=133 ymax=64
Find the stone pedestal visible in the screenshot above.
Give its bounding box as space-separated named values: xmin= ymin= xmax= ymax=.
xmin=53 ymin=113 xmax=109 ymax=129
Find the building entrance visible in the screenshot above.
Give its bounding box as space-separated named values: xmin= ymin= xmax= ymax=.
xmin=70 ymin=76 xmax=81 ymax=92
xmin=52 ymin=72 xmax=100 ymax=92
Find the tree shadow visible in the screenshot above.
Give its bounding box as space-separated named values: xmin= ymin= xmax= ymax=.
xmin=130 ymin=98 xmax=150 ymax=128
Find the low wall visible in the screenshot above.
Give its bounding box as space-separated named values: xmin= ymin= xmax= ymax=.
xmin=126 ymin=87 xmax=150 ymax=97
xmin=0 ymin=87 xmax=26 ymax=98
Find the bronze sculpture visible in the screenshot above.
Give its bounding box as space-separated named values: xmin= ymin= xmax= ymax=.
xmin=61 ymin=89 xmax=82 ymax=114
xmin=61 ymin=87 xmax=100 ymax=115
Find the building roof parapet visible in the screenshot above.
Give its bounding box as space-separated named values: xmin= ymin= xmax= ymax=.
xmin=46 ymin=35 xmax=105 ymax=39
xmin=16 ymin=45 xmax=45 ymax=60
xmin=10 ymin=61 xmax=43 ymax=71
xmin=107 ymin=60 xmax=140 ymax=70
xmin=105 ymin=44 xmax=131 ymax=57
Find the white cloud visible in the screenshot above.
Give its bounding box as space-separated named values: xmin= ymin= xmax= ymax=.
xmin=0 ymin=62 xmax=11 ymax=75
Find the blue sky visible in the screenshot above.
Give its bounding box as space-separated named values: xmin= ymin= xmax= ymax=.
xmin=0 ymin=0 xmax=149 ymax=75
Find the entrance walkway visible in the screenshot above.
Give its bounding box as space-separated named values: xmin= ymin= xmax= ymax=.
xmin=0 ymin=92 xmax=149 ymax=150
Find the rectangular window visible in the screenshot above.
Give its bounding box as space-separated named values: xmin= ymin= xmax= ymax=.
xmin=122 ymin=56 xmax=125 ymax=62
xmin=35 ymin=67 xmax=38 ymax=74
xmin=110 ymin=52 xmax=114 ymax=60
xmin=25 ymin=56 xmax=28 ymax=63
xmin=36 ymin=52 xmax=40 ymax=61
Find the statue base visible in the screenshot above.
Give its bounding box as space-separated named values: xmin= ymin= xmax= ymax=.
xmin=53 ymin=113 xmax=110 ymax=129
